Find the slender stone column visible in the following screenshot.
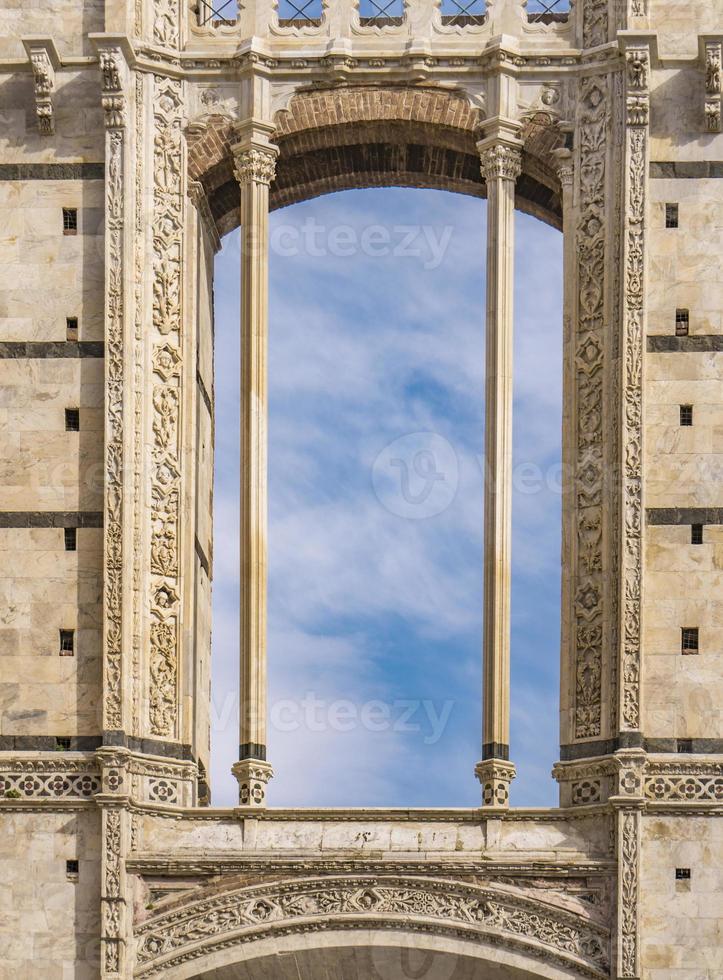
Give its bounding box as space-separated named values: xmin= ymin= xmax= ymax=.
xmin=230 ymin=133 xmax=278 ymax=807
xmin=475 ymin=137 xmax=522 ymax=808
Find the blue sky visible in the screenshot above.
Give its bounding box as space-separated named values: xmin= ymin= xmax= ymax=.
xmin=210 ymin=187 xmax=563 ymax=808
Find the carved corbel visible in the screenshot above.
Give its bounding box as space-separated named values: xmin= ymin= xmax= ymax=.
xmin=704 ymin=41 xmax=722 ymax=133
xmin=98 ymin=47 xmax=127 ymax=129
xmin=22 ymin=39 xmax=60 ymax=135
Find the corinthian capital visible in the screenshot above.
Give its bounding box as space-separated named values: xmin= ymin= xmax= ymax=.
xmin=479 ymin=142 xmax=523 ymax=182
xmin=232 ymin=145 xmax=278 ymax=187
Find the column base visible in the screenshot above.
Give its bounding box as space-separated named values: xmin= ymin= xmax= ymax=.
xmin=475 ymin=758 xmax=516 ymax=807
xmin=231 ymin=759 xmax=273 ymax=807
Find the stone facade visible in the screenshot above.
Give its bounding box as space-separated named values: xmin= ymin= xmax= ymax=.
xmin=0 ymin=1 xmax=721 ymax=977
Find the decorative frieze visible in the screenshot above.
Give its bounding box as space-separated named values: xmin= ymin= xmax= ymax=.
xmin=0 ymin=759 xmax=100 ymax=799
xmin=644 ymin=761 xmax=723 ymax=803
xmin=135 ymin=876 xmax=610 ymax=977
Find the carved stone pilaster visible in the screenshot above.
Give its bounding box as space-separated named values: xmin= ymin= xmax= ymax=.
xmin=148 ymin=75 xmax=185 ymax=739
xmin=619 ymin=43 xmax=649 ymax=737
xmin=616 ymin=807 xmax=642 ymax=979
xmin=571 ymin=75 xmax=610 ymax=743
xmin=705 ymin=42 xmax=722 ymax=134
xmin=27 ymin=45 xmax=55 ymax=135
xmin=100 ymin=805 xmax=128 ymax=978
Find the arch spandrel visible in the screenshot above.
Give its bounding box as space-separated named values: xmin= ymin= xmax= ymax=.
xmin=184 ymin=86 xmax=564 ymax=236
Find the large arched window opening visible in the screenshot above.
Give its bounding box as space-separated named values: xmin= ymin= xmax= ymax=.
xmin=209 ymin=186 xmax=562 ymax=807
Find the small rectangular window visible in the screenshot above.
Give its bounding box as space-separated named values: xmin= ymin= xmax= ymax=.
xmin=65 ymin=408 xmax=80 ymax=431
xmin=691 ymin=524 xmax=703 ymax=545
xmin=66 ymin=859 xmax=79 ymax=875
xmin=59 ymin=629 xmax=75 ymax=656
xmin=675 ymin=309 xmax=689 ymax=336
xmin=62 ymin=208 xmax=78 ymax=235
xmin=66 ymin=318 xmax=78 ymax=341
xmin=665 ymin=203 xmax=679 ymax=228
xmin=675 ymin=868 xmax=691 ymax=880
xmin=681 ymin=627 xmax=699 ymax=655
xmin=680 ymin=405 xmax=693 ymax=426
xmin=56 ymin=737 xmax=71 ymax=750
xmin=64 ymin=527 xmax=77 ymax=552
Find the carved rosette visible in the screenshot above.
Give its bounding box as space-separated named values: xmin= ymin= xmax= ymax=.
xmin=148 ymin=75 xmax=185 ymax=738
xmin=479 ymin=143 xmax=522 ymax=183
xmin=572 ymin=76 xmax=610 ymax=741
xmin=29 ymin=48 xmax=54 ymax=135
xmin=232 ymin=146 xmax=278 ymax=186
xmin=619 ymin=45 xmax=649 ymax=734
xmin=705 ymin=42 xmax=722 ymax=134
xmin=134 ymin=875 xmax=610 ymax=977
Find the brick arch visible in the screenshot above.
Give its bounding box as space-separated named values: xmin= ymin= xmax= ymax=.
xmin=187 ymin=86 xmax=563 ymax=235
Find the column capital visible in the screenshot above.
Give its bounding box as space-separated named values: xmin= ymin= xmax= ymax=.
xmin=475 ymin=759 xmax=517 ymax=808
xmin=477 ymin=140 xmax=523 ymax=183
xmin=552 ymin=147 xmax=574 ymax=189
xmin=231 ymin=140 xmax=279 ymax=187
xmin=232 ymin=760 xmax=274 ymax=807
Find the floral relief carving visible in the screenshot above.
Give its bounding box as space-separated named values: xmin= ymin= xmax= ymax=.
xmin=99 ymin=48 xmax=125 ymax=129
xmin=153 ymin=0 xmax=180 ymax=48
xmin=573 ymin=76 xmax=609 ymax=740
xmin=233 ymin=147 xmax=278 ymax=186
xmin=29 ymin=48 xmax=54 ymax=134
xmin=620 ymin=48 xmax=648 ymax=732
xmin=135 ymin=877 xmax=610 ymax=976
xmin=148 ymin=75 xmax=185 ymax=738
xmin=104 ymin=124 xmax=125 ymax=733
xmin=644 ymin=762 xmax=723 ymax=802
xmin=705 ymin=43 xmax=722 ymax=133
xmin=582 ymin=0 xmax=608 ymax=50
xmin=619 ymin=812 xmax=639 ymax=978
xmin=102 ymin=808 xmax=124 ymax=974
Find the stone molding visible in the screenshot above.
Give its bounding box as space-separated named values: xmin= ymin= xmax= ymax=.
xmin=134 ymin=875 xmax=610 ymax=977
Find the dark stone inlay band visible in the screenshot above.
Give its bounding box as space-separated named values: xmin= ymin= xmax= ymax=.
xmin=482 ymin=742 xmax=510 ymax=761
xmin=0 ymin=162 xmax=104 ymax=180
xmin=239 ymin=742 xmax=267 ymax=761
xmin=103 ymin=731 xmax=196 ymax=762
xmin=0 ymin=512 xmax=103 ymax=528
xmin=650 ymin=161 xmax=723 ymax=179
xmin=560 ymin=736 xmax=723 ymax=761
xmin=647 ymin=507 xmax=723 ymax=526
xmin=0 ymin=735 xmax=102 ymax=752
xmin=0 ymin=341 xmax=104 ymax=358
xmin=647 ymin=335 xmax=723 ymax=352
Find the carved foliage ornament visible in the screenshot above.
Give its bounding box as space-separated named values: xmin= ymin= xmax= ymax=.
xmin=100 ymin=49 xmax=125 ymax=129
xmin=148 ymin=76 xmax=184 ymax=737
xmin=104 ymin=124 xmax=125 ymax=732
xmin=102 ymin=808 xmax=124 ymax=973
xmin=479 ymin=143 xmax=522 ymax=182
xmin=573 ymin=76 xmax=609 ymax=739
xmin=619 ymin=812 xmax=640 ymax=978
xmin=705 ymin=43 xmax=722 ymax=133
xmin=233 ymin=147 xmax=278 ymax=186
xmin=135 ymin=877 xmax=610 ymax=976
xmin=29 ymin=48 xmax=54 ymax=135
